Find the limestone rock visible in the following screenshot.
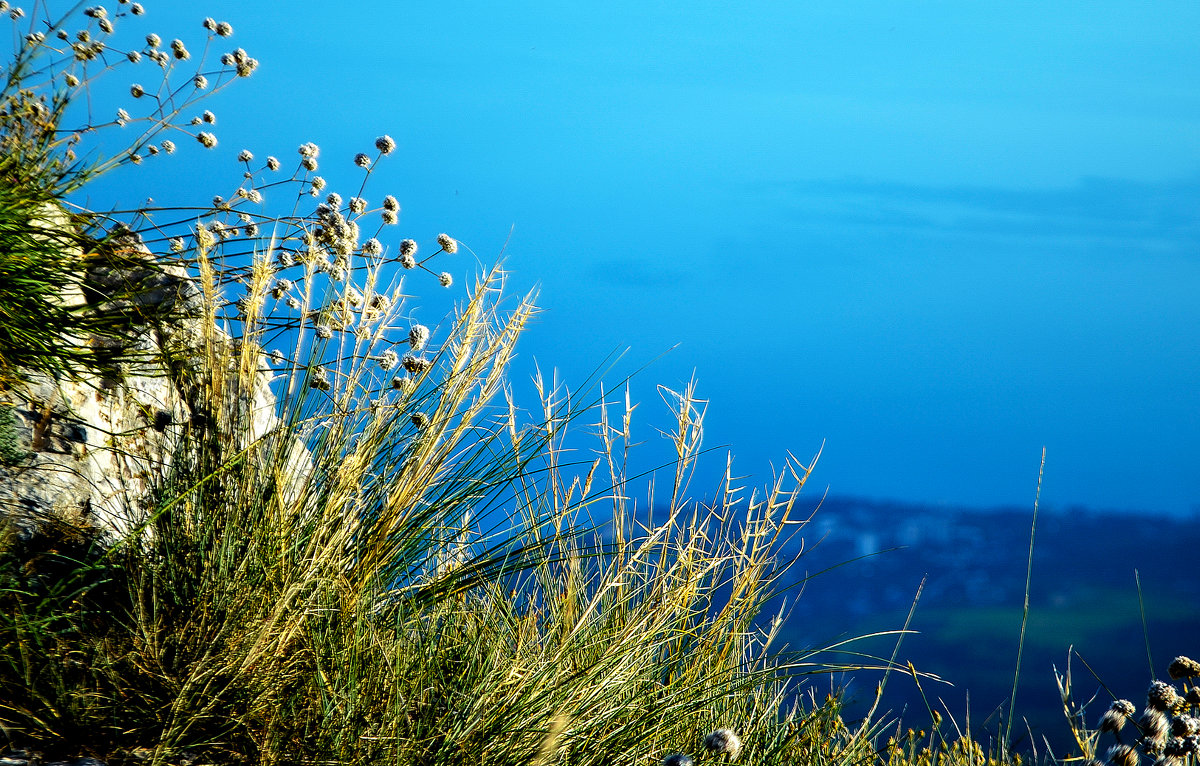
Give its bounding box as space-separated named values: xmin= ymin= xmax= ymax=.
xmin=0 ymin=216 xmax=310 ymax=541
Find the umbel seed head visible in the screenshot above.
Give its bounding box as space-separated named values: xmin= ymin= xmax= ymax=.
xmin=1100 ymin=701 xmax=1135 ymax=734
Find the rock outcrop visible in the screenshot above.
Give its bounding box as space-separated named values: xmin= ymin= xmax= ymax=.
xmin=0 ymin=211 xmax=310 ymax=541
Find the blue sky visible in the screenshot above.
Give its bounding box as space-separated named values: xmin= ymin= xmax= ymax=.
xmin=73 ymin=1 xmax=1200 ymax=514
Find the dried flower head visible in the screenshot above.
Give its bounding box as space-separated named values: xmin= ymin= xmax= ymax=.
xmin=311 ymin=176 xmax=326 ymax=192
xmin=315 ymin=325 xmax=333 ymax=340
xmin=408 ymin=325 xmax=430 ymax=351
xmin=354 ymin=152 xmax=371 ymax=168
xmin=130 ymin=83 xmax=144 ymax=98
xmin=1149 ymin=681 xmax=1183 ymax=713
xmin=267 ymin=155 xmax=280 ymax=171
xmin=438 ymin=272 xmax=453 ymax=287
xmin=410 ymin=412 xmax=429 ymax=429
xmin=382 ymin=195 xmax=400 ymax=212
xmin=1108 ymin=745 xmax=1140 ymax=766
xmin=215 ymin=21 xmax=233 ymax=36
xmin=126 ymin=49 xmax=141 ymax=62
xmin=662 ymin=756 xmax=694 ymax=766
xmin=309 ymin=366 xmax=331 ymax=391
xmin=378 ymin=349 xmax=399 ymax=371
xmin=437 ymin=233 xmax=458 ymax=253
xmin=130 ymin=2 xmax=143 ymax=13
xmin=1142 ymin=709 xmax=1170 ymax=744
xmin=382 ymin=210 xmax=398 ymax=225
xmin=202 ymin=17 xmax=216 ymax=31
xmin=1169 ymin=657 xmax=1200 ymax=680
xmin=1171 ymin=716 xmax=1200 ymax=738
xmin=1101 ymin=701 xmax=1135 ymax=735
xmin=238 ymin=149 xmax=254 ymax=162
xmin=391 ymin=375 xmax=415 ymax=394
xmin=145 ymin=32 xmax=161 ymax=47
xmin=399 ymin=252 xmax=416 ymax=269
xmin=704 ymin=729 xmax=742 ymax=760
xmin=171 ymin=39 xmax=189 ymax=60
xmin=402 ymin=354 xmax=431 ymax=374
xmin=375 ymin=135 xmax=396 ymax=154
xmin=169 ymin=237 xmax=184 ymax=252
xmin=349 ymin=197 xmax=367 ymax=214
xmin=161 ymin=139 xmax=175 ymax=153
xmin=399 ymin=239 xmax=417 ymax=258
xmin=299 ymin=142 xmax=320 ymax=158
xmin=197 ymin=131 xmax=217 ymax=148
xmin=194 ymin=74 xmax=208 ymax=89
xmin=362 ymin=238 xmax=383 ymax=256
xmin=202 ymin=109 xmax=216 ymax=124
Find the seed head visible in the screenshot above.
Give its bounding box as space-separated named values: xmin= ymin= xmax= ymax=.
xmin=161 ymin=139 xmax=175 ymax=154
xmin=202 ymin=109 xmax=216 ymax=124
xmin=382 ymin=210 xmax=398 ymax=225
xmin=1149 ymin=682 xmax=1183 ymax=713
xmin=169 ymin=237 xmax=184 ymax=252
xmin=315 ymin=325 xmax=333 ymax=340
xmin=349 ymin=197 xmax=367 ymax=214
xmin=299 ymin=142 xmax=320 ymax=158
xmin=402 ymin=354 xmax=431 ymax=374
xmin=375 ymin=135 xmax=396 ymax=154
xmin=1142 ymin=709 xmax=1170 ymax=744
xmin=202 ymin=17 xmax=216 ymax=31
xmin=437 ymin=233 xmax=458 ymax=253
xmin=378 ymin=349 xmax=399 ymax=371
xmin=194 ymin=74 xmax=208 ymax=89
xmin=170 ymin=39 xmax=189 ymax=59
xmin=64 ymin=73 xmax=80 ymax=87
xmin=130 ymin=2 xmax=143 ymax=14
xmin=130 ymin=83 xmax=144 ymax=98
xmin=311 ymin=176 xmax=326 ymax=192
xmin=662 ymin=756 xmax=694 ymax=766
xmin=399 ymin=253 xmax=416 ymax=269
xmin=98 ymin=18 xmax=113 ymax=33
xmin=126 ymin=49 xmax=141 ymax=62
xmin=267 ymin=156 xmax=280 ymax=171
xmin=1101 ymin=702 xmax=1134 ymax=735
xmin=238 ymin=149 xmax=254 ymax=163
xmin=382 ymin=195 xmax=400 ymax=212
xmin=1108 ymin=745 xmax=1140 ymax=766
xmin=408 ymin=325 xmax=430 ymax=351
xmin=302 ymin=157 xmax=318 ymax=171
xmin=1171 ymin=716 xmax=1200 ymax=738
xmin=1169 ymin=658 xmax=1200 ymax=680
xmin=215 ymin=21 xmax=233 ymax=36
xmin=439 ymin=272 xmax=453 ymax=287
xmin=145 ymin=32 xmax=160 ymax=47
xmin=116 ymin=108 xmax=130 ymax=126
xmin=362 ymin=238 xmax=382 ymax=256
xmin=354 ymin=153 xmax=371 ymax=168
xmin=399 ymin=239 xmax=417 ymax=258
xmin=410 ymin=412 xmax=429 ymax=429
xmin=391 ymin=376 xmax=415 ymax=394
xmin=197 ymin=131 xmax=217 ymax=149
xmin=309 ymin=366 xmax=331 ymax=391
xmin=325 ymin=192 xmax=343 ymax=209
xmin=704 ymin=729 xmax=742 ymax=760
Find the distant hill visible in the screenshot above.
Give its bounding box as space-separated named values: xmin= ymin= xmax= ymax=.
xmin=773 ymin=496 xmax=1200 ymax=755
